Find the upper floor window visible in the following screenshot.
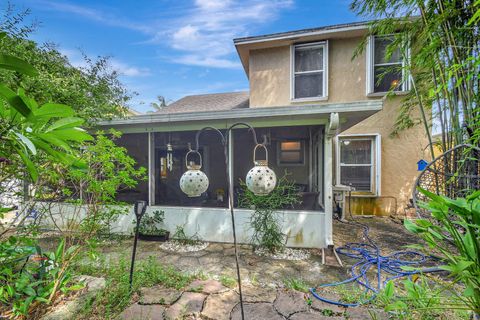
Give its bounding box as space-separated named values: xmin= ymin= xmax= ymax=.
xmin=367 ymin=35 xmax=409 ymax=94
xmin=292 ymin=42 xmax=328 ymax=100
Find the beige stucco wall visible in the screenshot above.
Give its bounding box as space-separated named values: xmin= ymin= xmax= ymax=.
xmin=341 ymin=99 xmax=430 ymax=215
xmin=249 ymin=37 xmax=367 ymax=107
xmin=247 ymin=36 xmax=429 ymax=215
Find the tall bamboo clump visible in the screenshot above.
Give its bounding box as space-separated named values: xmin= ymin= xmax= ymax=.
xmin=351 ymin=0 xmax=480 ymax=198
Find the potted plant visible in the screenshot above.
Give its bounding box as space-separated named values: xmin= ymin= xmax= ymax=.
xmin=133 ymin=210 xmax=170 ymax=241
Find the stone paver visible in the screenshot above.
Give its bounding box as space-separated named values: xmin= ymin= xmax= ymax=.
xmin=231 ymin=302 xmax=283 ymax=320
xmin=310 ymin=292 xmax=346 ymax=315
xmin=140 ymin=286 xmax=182 ymax=305
xmin=201 ymin=290 xmax=239 ymax=320
xmin=238 ymin=284 xmax=277 ymax=303
xmin=273 ymin=289 xmax=309 ymax=317
xmin=186 ymin=279 xmax=227 ymax=294
xmin=164 ymin=292 xmax=206 ymax=320
xmin=117 ymin=303 xmax=165 ymax=320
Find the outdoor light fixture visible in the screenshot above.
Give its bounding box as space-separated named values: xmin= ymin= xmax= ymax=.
xmin=129 ymin=200 xmax=147 ymax=289
xmin=179 ymin=150 xmax=209 ymax=197
xmin=166 ymin=143 xmax=173 ymax=172
xmin=246 ymin=144 xmax=277 ymax=195
xmin=178 ymin=123 xmax=272 ymax=320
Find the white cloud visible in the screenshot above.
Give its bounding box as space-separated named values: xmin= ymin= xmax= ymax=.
xmin=59 ymin=48 xmax=150 ymax=77
xmin=34 ymin=0 xmax=152 ymax=33
xmin=110 ymin=60 xmax=151 ymax=77
xmin=162 ymin=0 xmax=293 ymax=68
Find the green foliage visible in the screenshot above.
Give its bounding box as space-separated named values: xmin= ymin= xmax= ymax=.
xmin=283 ymin=277 xmax=309 ymax=293
xmin=219 ymin=275 xmax=237 ymax=288
xmin=76 ymin=256 xmax=195 ymax=318
xmin=134 ymin=210 xmax=168 ymax=236
xmin=0 ymin=6 xmax=132 ymax=124
xmin=36 ymin=129 xmax=147 ymax=235
xmin=377 ymin=276 xmax=469 ymax=320
xmin=0 ymin=47 xmax=92 ymax=182
xmin=238 ymin=174 xmax=300 ymax=253
xmin=172 ymin=225 xmax=200 ymax=245
xmin=0 ymin=237 xmax=83 ymax=317
xmin=403 ymin=189 xmax=480 ymax=315
xmin=351 ymin=0 xmax=480 ymax=154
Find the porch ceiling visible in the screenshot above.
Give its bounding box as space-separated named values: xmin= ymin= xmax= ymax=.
xmin=98 ymin=100 xmax=382 ymax=134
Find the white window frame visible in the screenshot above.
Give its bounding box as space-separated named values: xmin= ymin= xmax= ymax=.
xmin=335 ymin=134 xmax=381 ymax=196
xmin=291 ymin=41 xmax=328 ymax=102
xmin=366 ymin=35 xmax=410 ymax=96
xmin=277 ymin=140 xmax=306 ymax=167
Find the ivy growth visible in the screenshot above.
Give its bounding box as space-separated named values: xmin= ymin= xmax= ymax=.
xmin=238 ymin=174 xmax=301 ymax=253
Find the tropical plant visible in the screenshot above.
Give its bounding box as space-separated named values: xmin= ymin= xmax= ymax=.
xmin=33 ymin=129 xmax=147 ymax=236
xmin=0 ymin=237 xmax=83 ymax=318
xmin=238 ymin=174 xmax=300 ymax=253
xmin=378 ymin=275 xmax=469 ymax=320
xmin=0 ymin=34 xmax=92 ymax=183
xmin=0 ymin=5 xmax=132 ymax=124
xmin=149 ymin=95 xmax=169 ymax=111
xmin=403 ymin=189 xmax=480 ymax=316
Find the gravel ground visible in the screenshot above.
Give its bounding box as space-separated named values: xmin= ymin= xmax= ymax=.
xmin=159 ymin=240 xmax=209 ymax=253
xmin=254 ymin=247 xmax=311 ymax=261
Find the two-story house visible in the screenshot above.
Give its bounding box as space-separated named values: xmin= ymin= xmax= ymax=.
xmin=97 ymin=21 xmax=428 ymax=248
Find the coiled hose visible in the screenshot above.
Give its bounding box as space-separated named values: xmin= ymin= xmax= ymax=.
xmin=310 ymin=194 xmax=441 ymax=307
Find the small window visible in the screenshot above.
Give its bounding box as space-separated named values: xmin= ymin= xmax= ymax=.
xmin=278 ymin=140 xmax=305 ymax=166
xmin=292 ymin=42 xmax=327 ymax=100
xmin=367 ymin=35 xmax=409 ymax=94
xmin=337 ymin=135 xmax=381 ymax=195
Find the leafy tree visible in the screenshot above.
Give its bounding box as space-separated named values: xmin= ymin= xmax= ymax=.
xmin=150 ymin=95 xmax=170 ymax=112
xmin=350 ymin=0 xmax=480 ymax=156
xmin=0 ymin=5 xmax=132 ymax=124
xmin=0 ymin=33 xmax=92 ymax=184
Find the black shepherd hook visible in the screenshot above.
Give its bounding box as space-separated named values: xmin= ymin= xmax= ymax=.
xmin=191 ymin=122 xmax=266 ymax=320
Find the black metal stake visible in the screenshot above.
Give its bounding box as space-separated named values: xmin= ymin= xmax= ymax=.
xmin=129 ymin=200 xmax=147 ymax=290
xmin=192 ymin=123 xmax=266 ymax=320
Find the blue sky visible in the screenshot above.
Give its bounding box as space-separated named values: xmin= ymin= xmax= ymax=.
xmin=9 ymin=0 xmax=360 ymax=113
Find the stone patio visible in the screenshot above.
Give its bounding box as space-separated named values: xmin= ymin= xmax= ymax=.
xmin=118 ymin=279 xmax=388 ymax=320
xmin=112 ymin=218 xmax=414 ymax=319
xmin=96 ymin=217 xmax=417 ymax=289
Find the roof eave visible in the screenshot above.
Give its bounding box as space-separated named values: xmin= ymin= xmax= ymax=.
xmin=99 ymin=100 xmax=383 ymax=127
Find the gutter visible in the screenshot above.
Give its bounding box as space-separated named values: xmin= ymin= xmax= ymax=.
xmin=99 ymin=100 xmax=383 ymax=126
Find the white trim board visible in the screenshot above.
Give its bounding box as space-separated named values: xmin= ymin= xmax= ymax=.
xmin=335 ymin=133 xmax=382 ymax=196
xmin=99 ymin=100 xmax=383 ymax=127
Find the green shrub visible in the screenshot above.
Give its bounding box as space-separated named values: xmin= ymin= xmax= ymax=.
xmin=238 ymin=174 xmax=300 ymax=253
xmin=397 ymin=189 xmax=480 ymax=317
xmin=0 ymin=237 xmax=83 ymax=317
xmin=133 ymin=210 xmax=168 ymax=236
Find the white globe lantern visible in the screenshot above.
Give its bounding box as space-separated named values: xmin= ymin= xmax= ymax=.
xmin=246 ymin=144 xmax=276 ymax=196
xmin=180 ymin=151 xmax=209 ymax=197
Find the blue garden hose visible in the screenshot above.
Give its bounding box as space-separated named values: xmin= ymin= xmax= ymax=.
xmin=310 ymin=218 xmax=442 ymax=307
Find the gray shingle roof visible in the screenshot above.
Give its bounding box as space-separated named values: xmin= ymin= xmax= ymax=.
xmin=156 ymin=91 xmax=249 ymax=114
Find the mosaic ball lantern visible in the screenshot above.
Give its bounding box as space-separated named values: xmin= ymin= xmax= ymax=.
xmin=180 ymin=151 xmax=209 ymax=197
xmin=246 ymin=144 xmax=277 ymax=196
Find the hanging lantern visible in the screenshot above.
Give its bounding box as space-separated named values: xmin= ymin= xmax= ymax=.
xmin=246 ymin=144 xmax=276 ymax=196
xmin=179 ymin=150 xmax=209 ymax=197
xmin=166 ymin=143 xmax=173 ymax=172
